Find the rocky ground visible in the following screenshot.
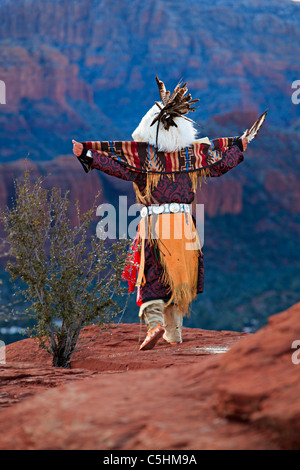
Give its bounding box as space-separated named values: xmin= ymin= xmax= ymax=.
xmin=0 ymin=301 xmax=300 ymax=450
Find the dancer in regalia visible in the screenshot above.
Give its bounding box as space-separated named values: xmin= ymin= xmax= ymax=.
xmin=72 ymin=76 xmax=267 ymax=351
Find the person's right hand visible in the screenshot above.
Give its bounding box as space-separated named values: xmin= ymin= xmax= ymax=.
xmin=72 ymin=139 xmax=83 ymax=157
xmin=241 ymin=138 xmax=248 ymax=151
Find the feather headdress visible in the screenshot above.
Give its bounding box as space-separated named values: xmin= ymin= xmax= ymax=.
xmin=150 ymin=76 xmax=200 ymax=148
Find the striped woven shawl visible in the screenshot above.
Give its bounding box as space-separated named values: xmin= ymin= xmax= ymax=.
xmin=82 ymin=137 xmax=237 ymax=174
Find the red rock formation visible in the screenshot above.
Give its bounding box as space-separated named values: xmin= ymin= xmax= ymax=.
xmin=0 ymin=156 xmax=104 ymax=231
xmin=0 ymin=45 xmax=93 ymax=112
xmin=196 ymin=177 xmax=243 ymax=217
xmin=0 ymin=153 xmax=245 ymax=233
xmin=265 ymin=169 xmax=300 ymax=213
xmin=1 ymin=0 xmax=299 ymax=163
xmin=4 ymin=323 xmax=246 ymax=375
xmin=0 ymin=303 xmax=299 ymax=450
xmin=216 ymin=302 xmax=300 ymax=449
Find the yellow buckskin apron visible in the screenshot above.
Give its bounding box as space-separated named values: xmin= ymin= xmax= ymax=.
xmin=136 ymin=210 xmax=201 ymax=315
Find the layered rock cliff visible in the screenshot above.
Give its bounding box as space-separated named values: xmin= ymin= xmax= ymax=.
xmin=0 ymin=0 xmax=299 ymax=160
xmin=0 ymin=0 xmax=300 ymax=336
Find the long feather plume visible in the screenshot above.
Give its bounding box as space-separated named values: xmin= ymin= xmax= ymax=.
xmin=156 ymin=76 xmax=170 ymax=106
xmin=241 ymin=109 xmax=268 ymax=143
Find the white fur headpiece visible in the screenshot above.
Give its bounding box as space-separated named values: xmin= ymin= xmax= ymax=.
xmin=132 ymin=76 xmax=200 ymax=152
xmin=132 ymin=103 xmax=198 ymax=152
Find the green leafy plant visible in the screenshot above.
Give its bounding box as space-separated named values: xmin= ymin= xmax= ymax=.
xmin=1 ymin=170 xmax=128 ymax=367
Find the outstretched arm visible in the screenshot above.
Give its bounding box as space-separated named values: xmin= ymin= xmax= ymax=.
xmin=208 ymin=138 xmax=247 ymax=177
xmin=72 ymin=140 xmax=142 ymax=183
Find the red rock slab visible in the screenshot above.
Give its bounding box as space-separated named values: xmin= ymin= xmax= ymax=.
xmin=216 ymin=302 xmax=300 ymax=449
xmin=5 ymin=323 xmax=247 ymax=373
xmin=0 ymin=356 xmax=279 ymax=451
xmin=1 ymin=310 xmax=298 ymax=450
xmin=70 ymin=323 xmax=247 ymax=372
xmin=0 ymin=323 xmax=246 ymax=411
xmin=0 ymin=362 xmax=97 ymax=408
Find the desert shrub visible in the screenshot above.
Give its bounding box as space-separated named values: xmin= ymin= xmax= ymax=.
xmin=1 ymin=170 xmax=128 ymax=367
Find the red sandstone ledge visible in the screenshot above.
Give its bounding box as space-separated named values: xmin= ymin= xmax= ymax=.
xmin=0 ymin=303 xmax=300 ymax=450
